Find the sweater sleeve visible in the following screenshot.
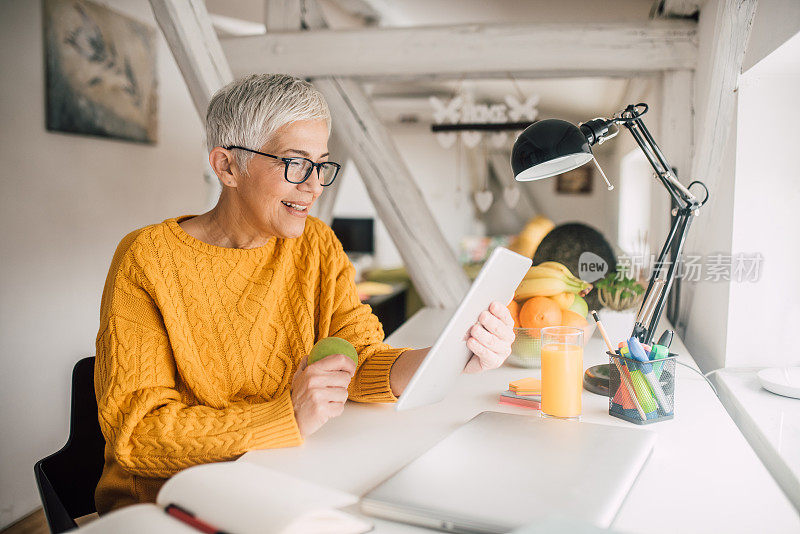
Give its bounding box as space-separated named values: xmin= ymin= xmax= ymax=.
xmin=319 ymin=225 xmax=410 ymax=403
xmin=95 ymin=238 xmax=303 ymax=479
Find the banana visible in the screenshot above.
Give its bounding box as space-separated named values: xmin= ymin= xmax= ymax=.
xmin=518 ymin=264 xmax=592 ymax=299
xmin=524 ymin=265 xmax=579 ymax=283
xmin=515 ymin=277 xmax=579 ymax=299
xmin=536 ymin=261 xmax=578 ymax=279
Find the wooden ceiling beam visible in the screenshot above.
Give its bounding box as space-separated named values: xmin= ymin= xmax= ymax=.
xmin=262 ymin=2 xmax=470 ymax=306
xmin=150 ymin=0 xmax=233 ymax=115
xmin=261 ymin=1 xmax=345 ymax=225
xmin=676 ymin=0 xmax=757 ymax=336
xmin=316 ymin=77 xmax=471 ymax=306
xmin=221 ymin=20 xmax=697 ymax=80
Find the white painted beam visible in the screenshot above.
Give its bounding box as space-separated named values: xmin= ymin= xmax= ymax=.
xmin=691 ymin=0 xmax=756 ymax=185
xmin=316 ymin=77 xmax=470 ymax=307
xmin=149 ymin=0 xmax=233 ymax=116
xmin=264 ymin=0 xmax=302 ymax=31
xmin=221 ymin=20 xmax=698 ymax=80
xmin=265 ymin=0 xmax=345 ymax=225
xmin=292 ymin=0 xmax=469 ymax=306
xmin=677 ymin=0 xmax=758 ymax=336
xmin=658 ymin=69 xmax=694 ymax=320
xmin=660 ymin=70 xmax=694 ymax=182
xmin=210 ymin=14 xmax=265 ymax=37
xmin=308 ymin=130 xmax=347 ymax=224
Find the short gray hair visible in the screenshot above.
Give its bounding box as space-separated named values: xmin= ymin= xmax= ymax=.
xmin=205 ymin=74 xmax=331 ymax=172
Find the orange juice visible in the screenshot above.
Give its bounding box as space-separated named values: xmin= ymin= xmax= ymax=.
xmin=541 ymin=343 xmax=583 ymax=418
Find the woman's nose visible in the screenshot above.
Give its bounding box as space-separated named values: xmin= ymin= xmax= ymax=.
xmin=298 ymin=172 xmax=324 ymax=197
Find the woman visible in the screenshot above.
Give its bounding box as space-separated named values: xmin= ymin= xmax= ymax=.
xmin=94 ymin=74 xmax=515 ymax=514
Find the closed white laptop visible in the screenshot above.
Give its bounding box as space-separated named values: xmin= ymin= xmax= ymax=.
xmin=361 ymin=411 xmax=656 ymax=533
xmin=395 ymin=247 xmax=532 ymax=411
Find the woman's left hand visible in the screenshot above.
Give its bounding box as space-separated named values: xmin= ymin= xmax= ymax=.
xmin=464 ymin=301 xmax=515 ymax=374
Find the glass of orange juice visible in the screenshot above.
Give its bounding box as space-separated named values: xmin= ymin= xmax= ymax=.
xmin=540 ymin=326 xmax=584 ymax=420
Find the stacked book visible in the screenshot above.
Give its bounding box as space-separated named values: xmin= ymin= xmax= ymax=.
xmin=499 ymin=377 xmax=541 ymax=409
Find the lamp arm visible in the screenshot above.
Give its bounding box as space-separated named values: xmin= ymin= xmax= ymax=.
xmin=621 ymin=116 xmax=699 ymax=210
xmin=632 ymin=212 xmax=694 ymax=344
xmin=607 ymin=104 xmax=705 ymax=344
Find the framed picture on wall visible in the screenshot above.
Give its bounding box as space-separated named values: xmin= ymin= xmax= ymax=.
xmin=555 ymin=166 xmax=593 ymax=194
xmin=43 ymin=0 xmax=158 ymax=144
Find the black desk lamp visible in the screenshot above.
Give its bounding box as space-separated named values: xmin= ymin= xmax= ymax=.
xmin=511 ymin=104 xmax=709 ymax=345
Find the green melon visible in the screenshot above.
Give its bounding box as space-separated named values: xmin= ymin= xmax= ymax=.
xmin=308 ymin=337 xmax=358 ymax=365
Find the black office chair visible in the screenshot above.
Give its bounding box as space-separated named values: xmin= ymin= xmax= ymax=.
xmin=34 ymin=357 xmax=106 ymax=533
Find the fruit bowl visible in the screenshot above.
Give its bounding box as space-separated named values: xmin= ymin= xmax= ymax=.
xmin=507 ymin=322 xmax=596 ymax=368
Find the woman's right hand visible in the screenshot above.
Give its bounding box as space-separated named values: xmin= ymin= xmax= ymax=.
xmin=290 ymin=353 xmax=356 ymax=438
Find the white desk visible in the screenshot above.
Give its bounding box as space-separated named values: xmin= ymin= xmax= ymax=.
xmin=240 ymin=308 xmax=800 ymax=533
xmin=714 ymin=368 xmax=800 ymax=515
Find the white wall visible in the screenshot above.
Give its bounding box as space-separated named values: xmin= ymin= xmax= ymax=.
xmin=617 ymin=150 xmax=653 ymax=256
xmin=679 ymin=0 xmax=800 ymax=371
xmin=679 ymin=115 xmax=738 ymax=371
xmin=0 ymin=1 xmax=208 ymax=527
xmin=332 ymin=123 xmax=483 ymax=269
xmin=675 ymin=0 xmax=738 ymax=371
xmin=725 ymin=31 xmax=800 ymax=368
xmin=519 ymin=147 xmax=617 ymax=242
xmin=332 ymin=121 xmax=620 ymax=273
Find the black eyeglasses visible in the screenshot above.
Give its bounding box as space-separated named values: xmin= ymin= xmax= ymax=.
xmin=226 ymin=145 xmax=341 ymax=186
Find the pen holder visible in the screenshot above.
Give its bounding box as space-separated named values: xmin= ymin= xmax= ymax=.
xmin=607 ymin=351 xmax=676 ymax=425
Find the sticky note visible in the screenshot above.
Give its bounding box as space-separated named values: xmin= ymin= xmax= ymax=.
xmin=509 ymin=377 xmax=541 ymax=394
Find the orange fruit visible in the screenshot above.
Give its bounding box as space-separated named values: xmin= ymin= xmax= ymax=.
xmin=549 ymin=292 xmax=575 ymax=310
xmin=507 ymin=300 xmax=521 ymax=328
xmin=519 ymin=296 xmax=562 ymax=330
xmin=561 ymin=309 xmax=588 ymax=328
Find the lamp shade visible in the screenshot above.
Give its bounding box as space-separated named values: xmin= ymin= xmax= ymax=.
xmin=511 ymin=119 xmax=594 ymax=181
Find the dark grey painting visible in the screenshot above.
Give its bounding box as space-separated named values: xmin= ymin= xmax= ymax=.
xmin=43 ymin=0 xmax=158 ymax=143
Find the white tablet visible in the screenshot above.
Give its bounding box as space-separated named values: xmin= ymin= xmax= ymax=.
xmin=395 ymin=247 xmax=532 ymax=411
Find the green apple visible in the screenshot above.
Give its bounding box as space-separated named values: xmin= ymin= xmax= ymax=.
xmin=568 ymin=295 xmax=589 ymax=318
xmin=308 ymin=337 xmax=358 ymax=365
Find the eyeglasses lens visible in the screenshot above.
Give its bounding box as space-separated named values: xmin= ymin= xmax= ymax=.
xmin=284 ymin=159 xmax=338 ymax=186
xmin=285 ymin=159 xmax=312 ymax=183
xmin=318 ymin=163 xmax=338 ymax=186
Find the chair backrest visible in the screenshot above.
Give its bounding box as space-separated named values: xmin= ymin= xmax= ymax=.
xmin=34 ymin=357 xmax=106 ymax=533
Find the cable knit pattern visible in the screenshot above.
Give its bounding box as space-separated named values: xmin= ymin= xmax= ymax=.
xmin=94 ymin=215 xmax=409 ymax=514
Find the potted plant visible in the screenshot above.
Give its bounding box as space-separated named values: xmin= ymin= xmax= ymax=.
xmin=594 ymin=267 xmax=646 ymax=345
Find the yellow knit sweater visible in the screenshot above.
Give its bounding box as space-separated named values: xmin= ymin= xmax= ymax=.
xmin=94 ymin=215 xmax=408 ymax=514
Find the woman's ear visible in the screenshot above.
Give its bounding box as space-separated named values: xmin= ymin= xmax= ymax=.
xmin=209 ymin=147 xmax=240 ymax=187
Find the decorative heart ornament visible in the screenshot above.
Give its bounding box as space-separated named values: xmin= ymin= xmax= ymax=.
xmin=474 ymin=190 xmax=494 ymax=213
xmin=490 ymin=132 xmax=508 ymax=148
xmin=435 ymin=132 xmax=457 ymax=149
xmin=462 ymin=131 xmax=482 ymax=148
xmin=503 ymin=186 xmax=520 ymax=208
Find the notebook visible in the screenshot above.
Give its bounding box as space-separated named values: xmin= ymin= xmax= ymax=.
xmin=361 ymin=411 xmax=656 ymax=533
xmin=79 ymin=461 xmax=371 ymax=534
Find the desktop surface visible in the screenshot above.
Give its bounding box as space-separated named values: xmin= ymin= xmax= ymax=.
xmin=361 ymin=411 xmax=656 ymax=532
xmin=239 ymin=308 xmax=800 ymax=533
